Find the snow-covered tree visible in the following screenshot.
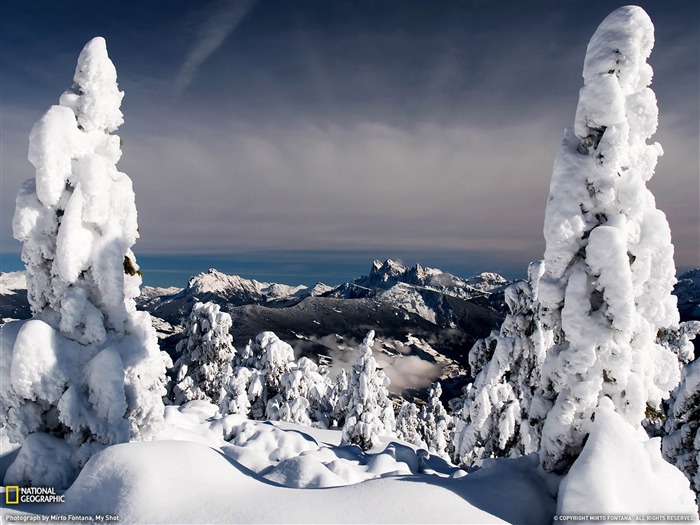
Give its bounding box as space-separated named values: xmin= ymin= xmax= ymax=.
xmin=170 ymin=301 xmax=236 ymax=406
xmin=453 ymin=262 xmax=549 ymax=467
xmin=267 ymin=353 xmax=334 ymax=427
xmin=331 ymin=368 xmax=351 ymax=428
xmin=420 ymin=382 xmax=451 ymax=459
xmin=292 ymin=357 xmax=334 ymax=427
xmin=663 ymin=355 xmax=700 ymax=506
xmin=534 ymin=6 xmax=690 ymax=473
xmin=220 ymin=337 xmax=265 ymax=418
xmin=220 ymin=331 xmax=333 ymax=427
xmin=660 ymin=321 xmax=700 ymax=503
xmin=220 ymin=366 xmax=256 ymax=417
xmin=2 ymin=37 xmax=169 ymax=488
xmin=396 ymin=401 xmax=426 ymax=448
xmin=220 ymin=332 xmax=294 ymax=420
xmin=341 ymin=331 xmax=395 ymax=450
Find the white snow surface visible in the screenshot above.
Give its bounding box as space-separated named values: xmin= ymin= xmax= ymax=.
xmin=3 ymin=401 xmax=555 ymax=524
xmin=558 ymin=399 xmax=698 ymax=518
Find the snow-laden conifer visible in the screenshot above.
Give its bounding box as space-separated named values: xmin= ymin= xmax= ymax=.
xmin=663 ymin=340 xmax=700 ymax=506
xmin=221 ymin=332 xmax=294 ymax=420
xmin=269 ymin=356 xmax=334 ymax=427
xmin=419 ymin=381 xmax=451 ymax=459
xmin=535 ymin=6 xmax=690 ymax=473
xmin=341 ymin=331 xmax=395 ymax=450
xmin=331 ymin=368 xmax=351 ymax=428
xmin=2 ymin=37 xmax=168 ymax=488
xmin=170 ymin=301 xmax=236 ymax=405
xmin=220 ymin=331 xmax=333 ymax=426
xmin=453 ymin=262 xmax=549 ymax=466
xmin=396 ymin=401 xmax=426 ymax=448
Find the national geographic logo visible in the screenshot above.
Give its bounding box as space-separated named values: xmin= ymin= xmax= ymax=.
xmin=4 ymin=486 xmax=66 ymax=504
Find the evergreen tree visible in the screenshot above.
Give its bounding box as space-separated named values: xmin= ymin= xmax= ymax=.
xmin=3 ymin=37 xmax=168 ymax=488
xmin=663 ymin=355 xmax=700 ymax=507
xmin=220 ymin=331 xmax=333 ymax=427
xmin=341 ymin=331 xmax=395 ymax=450
xmin=534 ymin=6 xmax=689 ymax=473
xmin=331 ymin=368 xmax=351 ymax=428
xmin=170 ymin=301 xmax=236 ymax=406
xmin=420 ymin=381 xmax=451 ymax=459
xmin=396 ymin=401 xmax=426 ymax=448
xmin=453 ymin=262 xmax=549 ymax=466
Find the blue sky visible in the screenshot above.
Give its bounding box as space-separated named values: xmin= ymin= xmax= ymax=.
xmin=1 ymin=0 xmax=698 ymax=287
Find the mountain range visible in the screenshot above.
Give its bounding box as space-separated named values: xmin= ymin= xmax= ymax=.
xmin=3 ymin=261 xmax=698 ymax=400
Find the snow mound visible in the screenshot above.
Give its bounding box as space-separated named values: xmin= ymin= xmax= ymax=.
xmin=4 ymin=398 xmax=554 ymax=523
xmin=58 ymin=439 xmax=515 ymax=524
xmin=558 ymin=399 xmax=698 ymax=517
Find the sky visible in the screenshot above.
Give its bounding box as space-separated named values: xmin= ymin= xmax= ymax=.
xmin=1 ymin=0 xmax=698 ymax=287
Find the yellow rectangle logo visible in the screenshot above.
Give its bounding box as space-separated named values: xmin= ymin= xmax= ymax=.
xmin=5 ymin=486 xmax=20 ymax=504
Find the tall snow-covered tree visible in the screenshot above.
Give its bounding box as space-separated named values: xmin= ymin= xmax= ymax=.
xmin=453 ymin=262 xmax=549 ymax=467
xmin=2 ymin=37 xmax=169 ymax=488
xmin=170 ymin=301 xmax=236 ymax=406
xmin=420 ymin=381 xmax=451 ymax=459
xmin=341 ymin=331 xmax=395 ymax=450
xmin=534 ymin=6 xmax=690 ymax=473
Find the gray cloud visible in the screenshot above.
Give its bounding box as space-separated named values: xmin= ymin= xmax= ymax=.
xmin=311 ymin=335 xmax=442 ymax=395
xmin=172 ymin=0 xmax=256 ymax=99
xmin=1 ymin=1 xmax=697 ymax=279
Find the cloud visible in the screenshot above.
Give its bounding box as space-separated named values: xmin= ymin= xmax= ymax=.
xmin=118 ymin=118 xmax=556 ymax=260
xmin=309 ymin=335 xmax=442 ymax=395
xmin=172 ymin=0 xmax=256 ymax=99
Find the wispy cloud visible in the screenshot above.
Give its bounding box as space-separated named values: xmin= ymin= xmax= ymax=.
xmin=173 ymin=0 xmax=256 ymax=99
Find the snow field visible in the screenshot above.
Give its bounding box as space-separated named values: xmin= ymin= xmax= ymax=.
xmin=36 ymin=400 xmax=554 ymax=524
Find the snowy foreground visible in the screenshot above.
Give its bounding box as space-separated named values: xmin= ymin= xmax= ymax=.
xmin=2 ymin=400 xmax=554 ymax=524
xmin=2 ymin=397 xmax=695 ymax=524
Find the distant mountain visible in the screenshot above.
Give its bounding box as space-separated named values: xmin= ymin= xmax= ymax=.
xmin=326 ymin=259 xmax=511 ymax=322
xmin=329 ymin=259 xmax=509 ymax=297
xmin=139 ymin=268 xmax=333 ymax=328
xmin=137 ymin=261 xmax=510 ymax=337
xmin=0 ymin=272 xmax=30 ymax=322
xmin=675 ymin=269 xmax=700 ymax=322
xmin=129 ymin=261 xmax=509 ymax=400
xmin=5 ymin=264 xmax=698 ymax=400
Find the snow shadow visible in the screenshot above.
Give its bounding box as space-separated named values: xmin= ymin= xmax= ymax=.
xmin=403 ymin=455 xmax=556 ymax=525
